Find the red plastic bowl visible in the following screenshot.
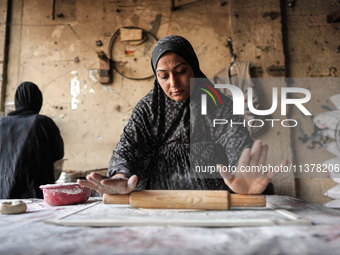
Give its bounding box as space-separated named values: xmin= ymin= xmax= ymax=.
xmin=40 ymin=183 xmax=91 ymax=206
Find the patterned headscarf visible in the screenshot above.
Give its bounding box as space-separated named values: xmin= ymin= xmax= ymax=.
xmin=151 ymin=35 xmax=205 ymax=81
xmin=14 ymin=82 xmax=43 ymax=113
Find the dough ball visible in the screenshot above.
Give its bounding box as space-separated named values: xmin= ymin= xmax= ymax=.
xmin=0 ymin=200 xmax=27 ymax=214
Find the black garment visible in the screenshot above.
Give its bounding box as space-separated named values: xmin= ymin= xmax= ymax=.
xmin=108 ymin=35 xmax=253 ymax=190
xmin=0 ymin=82 xmax=64 ymax=199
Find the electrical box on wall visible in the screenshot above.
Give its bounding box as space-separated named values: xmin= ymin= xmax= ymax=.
xmin=120 ymin=28 xmax=143 ymax=41
xmin=96 ymin=50 xmax=111 ymax=84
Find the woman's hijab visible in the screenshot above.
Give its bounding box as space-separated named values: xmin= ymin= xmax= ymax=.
xmin=148 ymin=35 xmax=213 ymax=142
xmin=151 ymin=35 xmax=204 ymax=78
xmin=14 ymin=82 xmax=43 ymax=113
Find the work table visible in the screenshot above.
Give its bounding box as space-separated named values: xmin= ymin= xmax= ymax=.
xmin=1 ymin=195 xmax=339 ymax=255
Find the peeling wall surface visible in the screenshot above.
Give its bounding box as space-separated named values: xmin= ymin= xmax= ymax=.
xmin=283 ymin=0 xmax=340 ymax=204
xmin=1 ymin=0 xmax=340 ymax=204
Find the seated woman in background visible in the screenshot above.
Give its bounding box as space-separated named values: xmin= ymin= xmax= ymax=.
xmin=0 ymin=82 xmax=64 ymax=199
xmin=78 ymin=35 xmax=287 ymax=195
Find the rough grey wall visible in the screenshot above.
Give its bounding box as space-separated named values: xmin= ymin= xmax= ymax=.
xmin=284 ymin=0 xmax=340 ymax=204
xmin=0 ymin=0 xmax=9 ymax=115
xmin=5 ymin=0 xmax=233 ymax=171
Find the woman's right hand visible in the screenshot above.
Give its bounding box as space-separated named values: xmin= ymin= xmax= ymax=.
xmin=77 ymin=172 xmax=138 ymax=195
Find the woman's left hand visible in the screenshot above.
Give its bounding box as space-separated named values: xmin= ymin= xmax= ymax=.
xmin=219 ymin=140 xmax=288 ymax=194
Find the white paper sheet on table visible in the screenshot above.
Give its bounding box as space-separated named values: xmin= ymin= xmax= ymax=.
xmin=45 ymin=201 xmax=311 ymax=227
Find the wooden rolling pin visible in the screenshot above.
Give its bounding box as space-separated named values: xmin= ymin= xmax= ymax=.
xmin=103 ymin=190 xmax=266 ymax=210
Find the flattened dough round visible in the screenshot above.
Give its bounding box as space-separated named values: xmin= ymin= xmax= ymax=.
xmin=0 ymin=201 xmax=27 ymax=214
xmin=139 ymin=208 xmax=204 ymax=213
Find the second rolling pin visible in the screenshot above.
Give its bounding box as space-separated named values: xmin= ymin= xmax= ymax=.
xmin=103 ymin=190 xmax=266 ymax=210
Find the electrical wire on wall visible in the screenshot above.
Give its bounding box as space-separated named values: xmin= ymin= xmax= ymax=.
xmin=108 ymin=27 xmax=158 ymax=81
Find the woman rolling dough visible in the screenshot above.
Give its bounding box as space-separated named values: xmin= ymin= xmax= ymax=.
xmin=78 ymin=35 xmax=287 ymax=195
